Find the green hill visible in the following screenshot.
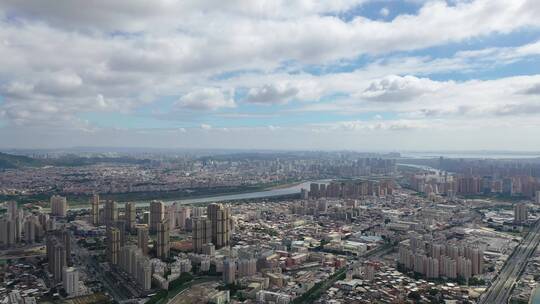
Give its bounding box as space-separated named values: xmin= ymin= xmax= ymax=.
xmin=0 ymin=152 xmax=153 ymax=169
xmin=0 ymin=152 xmax=43 ymax=169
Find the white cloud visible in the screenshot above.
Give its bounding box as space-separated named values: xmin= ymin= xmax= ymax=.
xmin=1 ymin=0 xmax=540 ymax=149
xmin=245 ymin=84 xmax=300 ymax=104
xmin=200 ymin=123 xmax=212 ymax=130
xmin=522 ymin=83 xmax=540 ymax=95
xmin=359 ymin=75 xmax=445 ymax=102
xmin=294 ymin=74 xmax=540 ymax=122
xmin=176 ymin=88 xmax=235 ymax=110
xmin=380 ymin=7 xmax=390 ymax=17
xmin=315 ymin=119 xmax=430 ymax=132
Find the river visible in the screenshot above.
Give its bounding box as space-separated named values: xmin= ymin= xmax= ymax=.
xmin=69 ymin=180 xmax=329 ymax=210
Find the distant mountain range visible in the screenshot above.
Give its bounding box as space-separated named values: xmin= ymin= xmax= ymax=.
xmin=0 ymin=152 xmax=153 ymax=169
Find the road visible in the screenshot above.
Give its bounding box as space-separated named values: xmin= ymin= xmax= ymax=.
xmin=478 ymin=219 xmax=540 ymax=304
xmin=167 ymin=278 xmax=219 ymax=304
xmin=71 ymin=237 xmax=138 ymax=301
xmin=293 ymin=244 xmax=395 ymax=304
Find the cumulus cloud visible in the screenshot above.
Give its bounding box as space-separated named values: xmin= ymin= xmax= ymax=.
xmin=1 ymin=0 xmax=540 ymax=149
xmin=521 ymin=83 xmax=540 ymax=95
xmin=359 ymin=75 xmax=444 ymax=102
xmin=0 ymin=0 xmax=368 ymax=32
xmin=245 ymin=84 xmax=300 ymax=104
xmin=176 ymin=88 xmax=235 ymax=110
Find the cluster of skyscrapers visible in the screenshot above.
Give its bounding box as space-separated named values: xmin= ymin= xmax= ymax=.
xmin=1 ymin=201 xmax=51 ymax=248
xmin=192 ymin=203 xmax=232 ymax=253
xmin=46 ymin=228 xmax=75 ymax=297
xmin=118 ymin=245 xmax=152 ymax=290
xmin=398 ymin=234 xmax=484 ymax=281
xmin=411 ymin=172 xmax=540 ymax=200
xmin=307 ymin=180 xmax=394 ymax=200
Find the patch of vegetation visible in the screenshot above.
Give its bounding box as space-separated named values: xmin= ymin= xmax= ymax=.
xmin=292 ymin=268 xmax=346 ymax=304
xmin=218 ymin=283 xmax=244 ymax=297
xmin=0 ymin=152 xmax=43 ymax=169
xmin=146 ymin=272 xmax=194 ymax=304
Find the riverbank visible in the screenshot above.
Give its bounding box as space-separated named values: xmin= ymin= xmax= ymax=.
xmin=58 ymin=179 xmax=329 ymax=210
xmin=6 ymin=179 xmax=306 ymax=208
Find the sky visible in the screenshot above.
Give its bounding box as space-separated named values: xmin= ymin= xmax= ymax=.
xmin=0 ymin=0 xmax=540 ymax=151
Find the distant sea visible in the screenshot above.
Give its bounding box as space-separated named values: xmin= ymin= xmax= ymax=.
xmin=400 ymin=151 xmax=540 ymax=159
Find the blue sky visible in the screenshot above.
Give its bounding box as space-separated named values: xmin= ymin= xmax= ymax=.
xmin=1 ymin=0 xmax=540 ymax=150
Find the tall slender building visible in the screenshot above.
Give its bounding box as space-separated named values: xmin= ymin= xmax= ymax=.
xmin=192 ymin=207 xmax=205 ymax=218
xmin=24 ymin=217 xmax=36 ymax=244
xmin=46 ymin=235 xmax=67 ymax=283
xmin=176 ymin=206 xmax=190 ymax=229
xmin=50 ymin=195 xmax=68 ymax=217
xmin=115 ymin=220 xmax=127 ymax=247
xmin=137 ymin=227 xmax=149 ymax=256
xmin=150 ymin=201 xmax=165 ymax=233
xmin=104 ymin=200 xmax=118 ymax=227
xmin=167 ymin=205 xmax=176 ymax=230
xmin=156 ymin=220 xmax=170 ymax=260
xmin=514 ymin=203 xmax=528 ymax=223
xmin=107 ymin=227 xmax=120 ymax=265
xmin=223 ymin=259 xmax=236 ymax=284
xmin=63 ymin=267 xmax=79 ymax=297
xmin=0 ymin=218 xmax=16 ymax=248
xmin=91 ymin=194 xmax=100 ymax=226
xmin=192 ymin=216 xmax=212 ymax=253
xmin=125 ymin=202 xmax=136 ymax=232
xmin=207 ymin=203 xmax=231 ymax=249
xmin=7 ymin=201 xmax=18 ymax=220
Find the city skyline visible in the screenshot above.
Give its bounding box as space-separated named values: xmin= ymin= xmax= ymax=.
xmin=4 ymin=148 xmax=540 ymax=302
xmin=1 ymin=0 xmax=540 ymax=150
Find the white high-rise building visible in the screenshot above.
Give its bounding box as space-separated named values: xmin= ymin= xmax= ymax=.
xmin=62 ymin=267 xmax=79 ymax=297
xmin=514 ymin=203 xmax=528 ymax=223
